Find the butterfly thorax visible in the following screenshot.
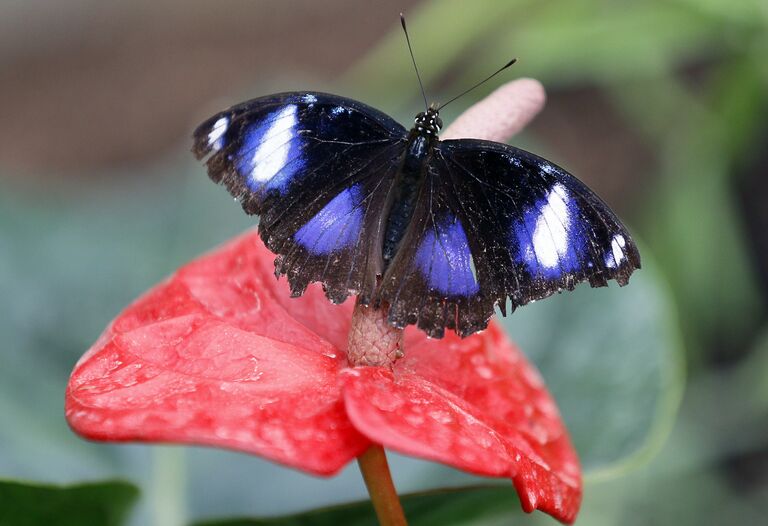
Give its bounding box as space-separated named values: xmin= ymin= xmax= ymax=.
xmin=381 ymin=109 xmax=443 ymax=265
xmin=412 ymin=106 xmax=443 ymax=136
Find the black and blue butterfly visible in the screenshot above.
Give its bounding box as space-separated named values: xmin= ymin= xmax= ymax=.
xmin=192 ymin=20 xmax=640 ymax=338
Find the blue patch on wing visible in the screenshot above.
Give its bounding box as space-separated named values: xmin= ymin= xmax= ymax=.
xmin=511 ymin=183 xmax=586 ymax=279
xmin=236 ymin=104 xmax=304 ymax=194
xmin=294 ymin=185 xmax=364 ymax=255
xmin=415 ymin=215 xmax=479 ymax=296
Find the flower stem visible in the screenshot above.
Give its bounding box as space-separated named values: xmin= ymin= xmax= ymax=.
xmin=357 ymin=445 xmax=407 ymax=526
xmin=348 ymin=300 xmax=406 ymax=524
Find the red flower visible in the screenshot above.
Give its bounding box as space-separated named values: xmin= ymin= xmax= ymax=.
xmin=65 ymin=229 xmax=581 ymax=523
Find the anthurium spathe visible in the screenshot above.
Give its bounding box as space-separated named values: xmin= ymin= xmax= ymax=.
xmin=66 ymin=79 xmax=583 ymax=524
xmin=66 ymin=227 xmax=581 ymax=523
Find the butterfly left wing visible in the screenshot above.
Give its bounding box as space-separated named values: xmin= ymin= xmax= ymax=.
xmin=377 ymin=138 xmax=640 ymax=338
xmin=193 ymin=91 xmax=408 ymax=303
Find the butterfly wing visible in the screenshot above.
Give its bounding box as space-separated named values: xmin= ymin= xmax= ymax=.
xmin=377 ymin=138 xmax=640 ymax=338
xmin=375 ymin=171 xmax=488 ymax=338
xmin=193 ymin=91 xmax=408 ymax=303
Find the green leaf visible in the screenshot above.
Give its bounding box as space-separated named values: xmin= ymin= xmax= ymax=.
xmin=191 ymin=486 xmax=522 ymax=526
xmin=565 ymin=333 xmax=768 ymax=526
xmin=669 ymin=0 xmax=768 ymax=27
xmin=485 ymin=2 xmax=725 ymax=86
xmin=0 ymin=479 xmax=139 ymax=526
xmin=499 ymin=243 xmax=685 ymax=479
xmin=611 ymin=61 xmax=767 ymax=354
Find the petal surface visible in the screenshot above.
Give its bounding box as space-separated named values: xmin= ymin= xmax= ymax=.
xmin=343 ymin=324 xmax=581 ymax=523
xmin=66 ymin=229 xmax=581 ymax=521
xmin=66 ymin=230 xmax=369 ymax=475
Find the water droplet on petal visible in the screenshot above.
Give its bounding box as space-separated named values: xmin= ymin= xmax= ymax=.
xmin=475 ymin=365 xmax=493 ymax=379
xmin=405 ymin=413 xmax=425 ymax=426
xmin=370 ymin=390 xmax=403 ymax=412
xmin=428 ymin=409 xmax=453 ymax=424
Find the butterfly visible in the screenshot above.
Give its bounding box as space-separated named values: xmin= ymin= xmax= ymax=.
xmin=191 ymin=17 xmax=639 ymax=339
xmin=192 ymin=87 xmax=640 ymax=338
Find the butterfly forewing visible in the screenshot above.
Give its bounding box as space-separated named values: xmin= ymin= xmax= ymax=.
xmin=193 ymin=92 xmax=408 ymax=303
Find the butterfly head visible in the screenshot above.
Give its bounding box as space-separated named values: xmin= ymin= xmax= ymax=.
xmin=414 ymin=107 xmax=443 ymax=136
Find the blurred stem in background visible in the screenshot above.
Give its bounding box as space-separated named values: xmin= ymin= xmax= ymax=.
xmin=151 ymin=447 xmax=186 ymax=526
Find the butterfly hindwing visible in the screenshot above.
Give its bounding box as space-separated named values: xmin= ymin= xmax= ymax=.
xmin=273 ymin=140 xmax=404 ymax=303
xmin=376 ymin=169 xmax=490 ymax=338
xmin=193 ymin=92 xmax=408 ymax=303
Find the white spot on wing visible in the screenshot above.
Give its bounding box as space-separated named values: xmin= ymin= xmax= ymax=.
xmin=302 ymin=94 xmax=317 ymax=104
xmin=532 ymin=184 xmax=571 ymax=268
xmin=249 ymin=105 xmax=298 ymax=184
xmin=606 ymin=234 xmax=626 ymax=268
xmin=207 ymin=116 xmax=229 ymax=151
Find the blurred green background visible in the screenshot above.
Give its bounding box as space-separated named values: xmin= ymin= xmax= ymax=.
xmin=1 ymin=0 xmax=766 ymax=525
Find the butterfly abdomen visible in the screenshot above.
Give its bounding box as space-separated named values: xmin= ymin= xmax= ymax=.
xmin=382 ymin=132 xmax=435 ymax=265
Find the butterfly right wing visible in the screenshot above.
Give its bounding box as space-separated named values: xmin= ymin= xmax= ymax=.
xmin=376 ymin=138 xmax=640 ymax=338
xmin=193 ymin=91 xmax=408 ymax=303
xmin=436 ymin=138 xmax=641 ymax=309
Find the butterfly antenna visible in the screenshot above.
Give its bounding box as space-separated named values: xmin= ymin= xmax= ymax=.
xmin=400 ymin=13 xmax=429 ymax=111
xmin=436 ymin=58 xmax=517 ymax=111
